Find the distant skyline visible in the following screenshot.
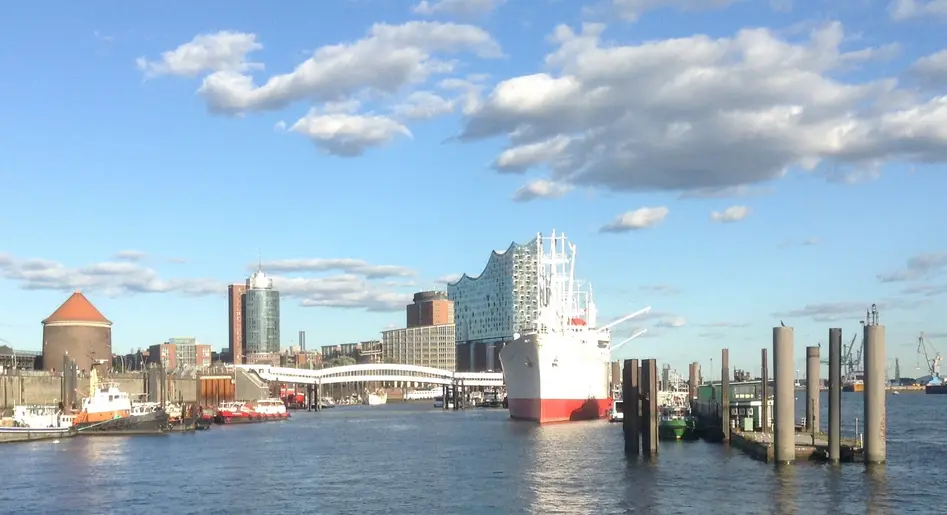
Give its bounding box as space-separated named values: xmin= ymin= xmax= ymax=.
xmin=1 ymin=0 xmax=946 ymax=375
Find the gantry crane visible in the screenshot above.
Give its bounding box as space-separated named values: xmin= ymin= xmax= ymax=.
xmin=916 ymin=332 xmax=942 ymax=380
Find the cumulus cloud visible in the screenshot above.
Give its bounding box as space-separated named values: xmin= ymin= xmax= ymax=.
xmin=0 ymin=253 xmax=416 ymax=312
xmin=600 ymin=206 xmax=669 ymax=232
xmin=413 ymin=0 xmax=506 ymax=16
xmin=654 ymin=316 xmax=687 ymax=328
xmin=511 ymin=179 xmax=572 ymax=202
xmin=611 ymin=0 xmax=746 ymax=22
xmin=136 ymin=31 xmax=263 ymax=78
xmin=289 ymin=108 xmax=412 ymax=156
xmin=639 ymin=284 xmax=683 ymax=295
xmin=392 ymin=91 xmax=456 ymax=119
xmin=889 ymin=0 xmax=947 ymax=20
xmin=183 ymin=22 xmax=501 ymax=115
xmin=459 ymin=22 xmax=947 ymax=198
xmin=877 ymin=252 xmax=947 ymax=282
xmin=710 ymin=205 xmax=751 ymax=223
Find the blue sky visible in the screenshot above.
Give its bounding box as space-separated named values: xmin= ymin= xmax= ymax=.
xmin=1 ymin=0 xmax=946 ymax=376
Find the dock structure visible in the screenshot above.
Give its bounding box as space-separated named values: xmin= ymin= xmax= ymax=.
xmin=640 ymin=359 xmax=658 ymax=457
xmin=622 ymin=358 xmax=639 ymax=455
xmin=828 ymin=328 xmax=842 ymax=462
xmin=863 ymin=317 xmax=887 ymax=464
xmin=720 ymin=349 xmax=730 ymax=443
xmin=773 ymin=326 xmax=795 ymax=464
xmin=805 ymin=345 xmax=820 ymax=436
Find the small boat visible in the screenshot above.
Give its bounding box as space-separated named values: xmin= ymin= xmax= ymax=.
xmin=2 ymin=405 xmax=77 ymax=443
xmin=250 ymin=398 xmax=291 ymax=420
xmin=214 ymin=401 xmax=258 ymax=424
xmin=433 ymin=396 xmax=454 ymax=409
xmin=658 ymin=405 xmax=698 ymax=441
xmin=361 ymin=389 xmax=388 ymax=406
xmin=75 ymin=371 xmax=169 ymax=434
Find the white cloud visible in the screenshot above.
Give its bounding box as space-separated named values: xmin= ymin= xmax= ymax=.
xmin=413 ymin=0 xmax=506 ymax=16
xmin=678 ymin=185 xmax=772 ymax=199
xmin=0 ymin=253 xmax=415 ymax=312
xmin=258 ymin=259 xmax=416 ymax=279
xmin=190 ymin=22 xmax=501 ymax=115
xmin=436 ymin=273 xmax=463 ymax=284
xmin=710 ymin=205 xmax=751 ymax=223
xmin=392 ymin=91 xmax=456 ymax=119
xmin=639 ymin=284 xmax=683 ymax=295
xmin=511 ymin=179 xmax=572 ymax=202
xmin=136 ymin=31 xmax=263 ymax=78
xmin=889 ymin=0 xmax=947 ymax=20
xmin=114 ymin=250 xmax=147 ymax=262
xmin=289 ymin=108 xmax=411 ymax=156
xmin=612 ymin=0 xmax=746 ymax=22
xmin=654 ymin=316 xmax=687 ymax=328
xmin=910 ymin=49 xmax=947 ymax=88
xmin=773 ymin=301 xmax=883 ymax=322
xmin=459 ymin=22 xmax=947 ymax=198
xmin=877 ymin=252 xmax=947 ymax=283
xmin=600 ymin=206 xmax=669 ymax=232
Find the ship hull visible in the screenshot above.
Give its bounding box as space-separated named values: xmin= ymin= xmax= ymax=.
xmin=500 ymin=333 xmax=611 ymax=424
xmin=925 ymin=384 xmax=947 ymax=394
xmin=76 ymin=409 xmax=170 ymax=434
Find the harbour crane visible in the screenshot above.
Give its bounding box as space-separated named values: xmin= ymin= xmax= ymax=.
xmin=916 ymin=332 xmax=942 ymax=380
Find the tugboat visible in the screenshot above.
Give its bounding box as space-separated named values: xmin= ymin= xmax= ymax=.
xmin=657 ymin=369 xmax=698 ymax=440
xmin=76 ymin=369 xmax=169 ymax=434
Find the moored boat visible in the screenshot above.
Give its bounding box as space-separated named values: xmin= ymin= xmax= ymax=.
xmin=1 ymin=405 xmax=77 ymax=443
xmin=498 ymin=231 xmax=651 ymax=424
xmin=658 ymin=406 xmax=698 ymax=441
xmin=361 ymin=389 xmax=388 ymax=406
xmin=214 ymin=401 xmax=256 ymax=424
xmin=251 ymin=398 xmax=291 ymax=420
xmin=75 ymin=371 xmax=168 ymax=434
xmin=608 ymin=398 xmax=624 ymax=423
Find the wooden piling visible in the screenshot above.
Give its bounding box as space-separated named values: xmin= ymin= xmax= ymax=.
xmin=622 ymin=359 xmax=640 ymax=455
xmin=641 ymin=359 xmax=658 ymax=456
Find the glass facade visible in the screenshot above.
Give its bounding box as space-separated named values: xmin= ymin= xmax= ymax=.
xmin=244 ymin=289 xmax=280 ymax=353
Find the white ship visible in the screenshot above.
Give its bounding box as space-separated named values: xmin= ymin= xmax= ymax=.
xmin=361 ymin=389 xmax=388 ymax=406
xmin=499 ymin=231 xmax=650 ymax=424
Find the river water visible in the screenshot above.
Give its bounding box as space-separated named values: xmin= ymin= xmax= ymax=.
xmin=1 ymin=392 xmax=942 ymax=514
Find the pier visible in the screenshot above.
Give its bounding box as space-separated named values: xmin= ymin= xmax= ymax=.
xmin=623 ymin=312 xmax=889 ymax=466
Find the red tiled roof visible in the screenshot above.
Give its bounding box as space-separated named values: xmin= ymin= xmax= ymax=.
xmin=42 ymin=291 xmax=111 ymax=325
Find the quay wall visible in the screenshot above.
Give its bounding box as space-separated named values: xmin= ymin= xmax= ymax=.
xmin=0 ymin=373 xmax=198 ymax=411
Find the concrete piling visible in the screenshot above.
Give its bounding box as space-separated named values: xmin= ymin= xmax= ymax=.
xmin=761 ymin=348 xmax=769 ymax=433
xmin=864 ymin=324 xmax=887 ymax=464
xmin=640 ymin=359 xmax=659 ymax=456
xmin=806 ymin=346 xmax=820 ymax=436
xmin=828 ymin=328 xmax=842 ymax=463
xmin=773 ymin=326 xmax=795 ymax=464
xmin=622 ymin=359 xmax=640 ymax=455
xmin=721 ymin=348 xmax=730 ymax=442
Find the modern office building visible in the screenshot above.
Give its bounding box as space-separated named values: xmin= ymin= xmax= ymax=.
xmin=406 ymin=291 xmax=454 ymax=328
xmin=446 ymin=237 xmax=540 ymax=372
xmin=243 ymin=268 xmax=280 ymax=356
xmin=381 ymin=325 xmax=455 ymax=370
xmin=227 ymin=283 xmax=247 ymax=364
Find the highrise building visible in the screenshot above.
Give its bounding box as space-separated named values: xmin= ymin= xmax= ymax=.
xmin=298 ymin=330 xmax=306 ymax=351
xmin=228 ymin=284 xmax=247 ymax=364
xmin=447 ymin=237 xmax=540 ymax=372
xmin=406 ymin=291 xmax=454 ymax=328
xmin=244 ymin=267 xmax=280 ymax=355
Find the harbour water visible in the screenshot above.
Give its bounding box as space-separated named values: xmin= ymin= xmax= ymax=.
xmin=1 ymin=393 xmax=943 ymax=514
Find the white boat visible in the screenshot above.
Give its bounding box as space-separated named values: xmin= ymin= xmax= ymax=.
xmin=499 ymin=231 xmax=651 ymax=424
xmin=405 ymin=388 xmax=441 ymax=401
xmin=433 ymin=396 xmax=454 ymax=409
xmin=361 ymin=390 xmax=388 ymax=406
xmin=12 ymin=405 xmax=76 ymax=429
xmin=608 ymin=398 xmax=624 ymax=423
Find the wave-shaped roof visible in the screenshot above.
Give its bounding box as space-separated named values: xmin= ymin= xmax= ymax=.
xmin=447 ymin=240 xmax=529 ymax=286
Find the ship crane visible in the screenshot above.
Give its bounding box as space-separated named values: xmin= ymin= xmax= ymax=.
xmin=916 ymin=332 xmax=942 ymax=380
xmin=603 ymin=307 xmax=652 ymax=354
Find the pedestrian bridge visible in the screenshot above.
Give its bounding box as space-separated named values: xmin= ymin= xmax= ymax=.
xmin=235 ymin=364 xmax=504 ymax=387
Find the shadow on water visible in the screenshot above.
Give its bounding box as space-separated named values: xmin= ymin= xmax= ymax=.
xmin=772 ymin=465 xmax=797 ymax=515
xmin=620 ymin=454 xmax=658 ymax=513
xmin=865 ymin=465 xmax=888 ymax=515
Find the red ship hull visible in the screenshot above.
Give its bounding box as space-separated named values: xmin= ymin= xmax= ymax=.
xmin=508 ymin=398 xmax=612 ymax=424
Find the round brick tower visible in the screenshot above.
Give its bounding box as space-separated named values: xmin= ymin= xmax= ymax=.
xmin=42 ymin=291 xmax=112 ymax=373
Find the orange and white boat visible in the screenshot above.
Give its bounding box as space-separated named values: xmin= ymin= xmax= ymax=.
xmin=73 ymin=369 xmax=169 ymax=433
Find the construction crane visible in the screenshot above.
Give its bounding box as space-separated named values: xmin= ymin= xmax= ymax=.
xmin=820 ymin=332 xmax=859 ymax=377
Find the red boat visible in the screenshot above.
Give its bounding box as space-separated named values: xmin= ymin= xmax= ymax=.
xmin=213 ymin=402 xmax=261 ymax=424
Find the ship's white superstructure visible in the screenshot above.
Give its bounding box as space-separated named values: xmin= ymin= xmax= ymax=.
xmin=499 ymin=231 xmax=650 ymax=423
